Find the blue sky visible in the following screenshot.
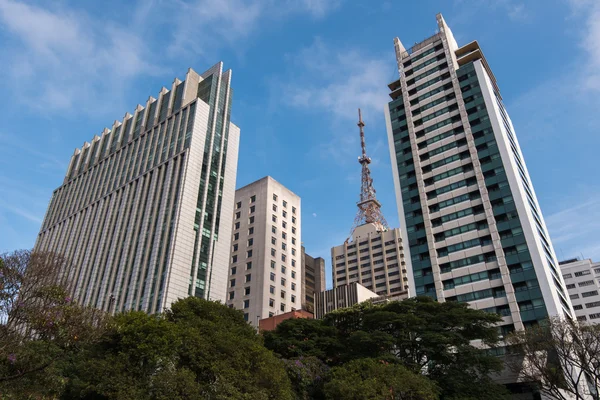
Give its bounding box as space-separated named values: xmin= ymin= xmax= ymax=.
xmin=0 ymin=0 xmax=599 ymax=287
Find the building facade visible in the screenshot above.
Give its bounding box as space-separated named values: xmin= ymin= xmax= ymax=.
xmin=560 ymin=258 xmax=600 ymax=323
xmin=384 ymin=14 xmax=574 ymax=335
xmin=301 ymin=246 xmax=325 ymax=312
xmin=332 ymin=224 xmax=408 ymax=297
xmin=35 ymin=63 xmax=240 ymax=314
xmin=226 ymin=176 xmax=302 ymax=326
xmin=258 ymin=309 xmax=314 ymax=331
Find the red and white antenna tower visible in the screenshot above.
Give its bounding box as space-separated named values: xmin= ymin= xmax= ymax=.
xmin=347 ymin=109 xmax=389 ymax=241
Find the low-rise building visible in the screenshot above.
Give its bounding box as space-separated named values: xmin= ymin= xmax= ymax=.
xmin=560 ymin=258 xmax=600 ymax=323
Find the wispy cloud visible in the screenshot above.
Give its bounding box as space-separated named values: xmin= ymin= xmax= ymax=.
xmin=546 ymin=195 xmax=600 ymax=261
xmin=0 ymin=0 xmax=162 ymax=114
xmin=279 ymin=37 xmax=394 ymax=163
xmin=0 ymin=0 xmax=342 ymax=115
xmin=166 ymin=0 xmax=341 ymax=59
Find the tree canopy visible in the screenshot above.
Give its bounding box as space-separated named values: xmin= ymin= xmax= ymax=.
xmin=264 ymin=296 xmax=510 ymax=400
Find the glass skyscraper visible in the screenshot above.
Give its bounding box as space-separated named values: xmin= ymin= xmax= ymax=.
xmin=35 ymin=63 xmax=240 ymax=314
xmin=385 ymin=14 xmax=574 ymax=338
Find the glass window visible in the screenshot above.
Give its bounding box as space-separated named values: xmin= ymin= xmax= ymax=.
xmin=235 ymin=211 xmax=240 ymax=219
xmin=244 ymin=287 xmax=250 ymax=296
xmin=292 ymin=217 xmax=296 ymax=224
xmin=273 ymin=204 xmax=277 ymax=212
xmin=247 ymin=250 xmax=252 ymax=258
xmin=281 ymin=266 xmax=286 ymax=274
xmin=248 ymin=238 xmax=253 ymax=246
xmin=291 ymin=295 xmax=296 ymax=303
xmin=271 ymin=237 xmax=277 ymax=245
xmin=291 ymin=282 xmax=296 ymax=291
xmin=243 ymin=299 xmax=250 ymax=309
xmin=244 ymin=313 xmax=249 ymax=321
xmin=235 ymin=222 xmax=240 ymax=230
xmin=246 ymin=262 xmax=252 ymax=270
xmin=249 ymin=227 xmax=254 ymax=235
xmin=245 ymin=274 xmax=251 ymax=283
xmin=280 ymin=304 xmax=285 ymax=312
xmin=250 ymin=205 xmax=255 ymax=213
xmin=270 ymin=285 xmax=275 ymax=294
xmin=271 ymin=248 xmax=276 ymax=257
xmin=292 ymin=227 xmax=296 ymax=234
xmin=281 ymin=278 xmax=286 ymax=286
xmin=282 ymin=221 xmax=287 ymax=229
xmin=270 ymin=272 xmax=275 ymax=281
xmin=272 ymin=215 xmax=277 ymax=222
xmin=269 ymin=298 xmax=275 ymax=307
xmin=229 ymin=291 xmax=234 ymax=300
xmin=249 ymin=216 xmax=254 ymax=224
xmin=292 ymin=206 xmax=296 ymax=214
xmin=250 ymin=195 xmax=256 ymax=203
xmin=283 ymin=200 xmax=287 ymax=208
xmin=272 ymin=225 xmax=277 ymax=234
xmin=230 ymin=279 xmax=236 ymax=287
xmin=233 ymin=244 xmax=238 ymax=252
xmin=231 ymin=267 xmax=237 ymax=275
xmin=232 ymin=255 xmax=237 ymax=263
xmin=282 ymin=232 xmax=287 ymax=240
xmin=283 ymin=210 xmax=287 ymax=218
xmin=281 ymin=290 xmax=286 ymax=299
xmin=236 ymin=201 xmax=241 ymax=209
xmin=282 ymin=254 xmax=286 ymax=262
xmin=273 ymin=194 xmax=278 ymax=201
xmin=291 ymin=271 xmax=296 ymax=279
xmin=234 ymin=233 xmax=239 ymax=241
xmin=271 ymin=260 xmax=276 ymax=269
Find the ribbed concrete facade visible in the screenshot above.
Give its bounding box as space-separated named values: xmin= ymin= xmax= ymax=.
xmin=314 ymin=282 xmax=378 ymax=319
xmin=226 ymin=177 xmax=302 ymax=327
xmin=560 ymin=258 xmax=600 ymax=323
xmin=331 ymin=223 xmax=409 ymax=298
xmin=385 ymin=15 xmax=574 ymax=334
xmin=35 ymin=63 xmax=239 ymax=314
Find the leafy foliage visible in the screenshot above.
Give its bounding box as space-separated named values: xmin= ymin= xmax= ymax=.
xmin=323 ymin=358 xmax=439 ymax=400
xmin=265 ymin=296 xmax=510 ymax=399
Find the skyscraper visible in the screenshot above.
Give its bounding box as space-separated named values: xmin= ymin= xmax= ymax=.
xmin=331 ymin=110 xmax=409 ymax=298
xmin=34 ymin=63 xmax=240 ymax=314
xmin=384 ymin=14 xmax=574 ymax=337
xmin=226 ymin=176 xmax=302 ymax=327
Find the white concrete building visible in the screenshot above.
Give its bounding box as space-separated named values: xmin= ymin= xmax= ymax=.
xmin=560 ymin=258 xmax=600 ymax=323
xmin=226 ymin=177 xmax=301 ymax=327
xmin=332 ymin=223 xmax=409 ymax=298
xmin=35 ymin=63 xmax=239 ymax=313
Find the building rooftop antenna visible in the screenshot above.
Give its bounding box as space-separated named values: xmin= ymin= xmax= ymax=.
xmin=347 ymin=109 xmax=389 ymax=242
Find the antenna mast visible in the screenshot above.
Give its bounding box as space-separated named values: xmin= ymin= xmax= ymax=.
xmin=347 ymin=109 xmax=389 ymax=241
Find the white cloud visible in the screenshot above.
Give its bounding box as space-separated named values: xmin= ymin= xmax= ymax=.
xmin=312 ymin=212 xmax=317 ymax=217
xmin=283 ymin=38 xmax=392 ymax=121
xmin=545 ymin=195 xmax=600 ymax=261
xmin=279 ymin=38 xmax=393 ymax=163
xmin=0 ymin=0 xmax=161 ymax=114
xmin=167 ymin=0 xmax=341 ymax=58
xmin=0 ymin=0 xmax=341 ymax=115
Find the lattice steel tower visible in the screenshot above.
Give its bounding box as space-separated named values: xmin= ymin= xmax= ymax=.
xmin=348 ymin=109 xmax=389 ymax=240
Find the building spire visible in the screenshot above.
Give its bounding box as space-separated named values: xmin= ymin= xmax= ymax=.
xmin=347 ymin=109 xmax=389 ymax=241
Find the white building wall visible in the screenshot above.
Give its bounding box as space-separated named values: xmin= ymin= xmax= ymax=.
xmin=226 ymin=177 xmax=302 ymax=326
xmin=561 ymin=259 xmax=600 ymax=323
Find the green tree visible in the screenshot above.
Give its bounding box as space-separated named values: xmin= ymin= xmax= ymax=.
xmin=0 ymin=250 xmax=109 ymax=399
xmin=64 ymin=297 xmax=293 ymax=400
xmin=265 ymin=296 xmax=509 ymax=399
xmin=323 ymin=358 xmax=439 ymax=400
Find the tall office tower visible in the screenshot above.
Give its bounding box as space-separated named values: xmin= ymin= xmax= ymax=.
xmin=385 ymin=14 xmax=574 ymax=336
xmin=331 ymin=111 xmax=409 ymax=298
xmin=226 ymin=177 xmax=302 ymax=326
xmin=35 ymin=63 xmax=240 ymax=314
xmin=301 ymin=246 xmax=325 ymax=312
xmin=560 ymin=258 xmax=600 ymax=323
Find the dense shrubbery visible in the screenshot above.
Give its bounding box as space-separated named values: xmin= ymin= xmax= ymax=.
xmin=1 ymin=250 xmax=512 ymax=399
